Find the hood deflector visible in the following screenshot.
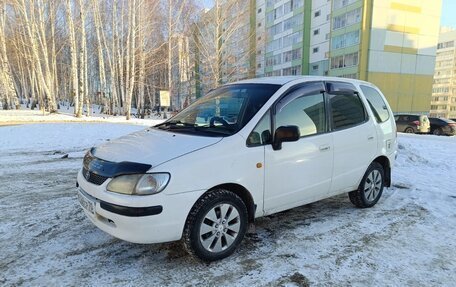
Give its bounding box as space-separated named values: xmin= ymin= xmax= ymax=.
xmin=83 ymin=148 xmax=152 ymax=178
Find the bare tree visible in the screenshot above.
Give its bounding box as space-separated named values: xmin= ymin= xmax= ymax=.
xmin=0 ymin=1 xmax=18 ymax=109
xmin=193 ymin=0 xmax=254 ymax=94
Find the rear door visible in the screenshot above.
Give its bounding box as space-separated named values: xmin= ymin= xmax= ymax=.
xmin=326 ymin=81 xmax=377 ymax=194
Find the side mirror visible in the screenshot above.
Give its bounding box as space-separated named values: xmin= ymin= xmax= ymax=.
xmin=272 ymin=125 xmax=300 ymax=150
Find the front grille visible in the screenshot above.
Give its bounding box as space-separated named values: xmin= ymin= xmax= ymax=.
xmin=83 ymin=167 xmax=108 ymax=185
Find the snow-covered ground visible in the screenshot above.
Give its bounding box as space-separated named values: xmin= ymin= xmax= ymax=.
xmin=0 ymin=106 xmax=165 ymax=126
xmin=0 ymin=123 xmax=455 ymax=286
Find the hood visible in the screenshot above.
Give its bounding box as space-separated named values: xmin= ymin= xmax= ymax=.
xmin=92 ymin=128 xmax=222 ymax=167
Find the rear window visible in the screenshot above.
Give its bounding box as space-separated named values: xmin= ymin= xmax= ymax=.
xmin=360 ymin=85 xmax=390 ymax=123
xmin=329 ymin=92 xmax=366 ymax=130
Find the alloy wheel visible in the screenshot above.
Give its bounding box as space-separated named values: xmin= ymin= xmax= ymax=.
xmin=199 ymin=203 xmax=241 ymax=253
xmin=364 ymin=170 xmax=382 ymax=202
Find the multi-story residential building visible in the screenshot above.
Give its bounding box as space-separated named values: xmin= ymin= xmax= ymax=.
xmin=192 ymin=0 xmax=441 ymax=114
xmin=257 ymin=0 xmax=441 ymax=113
xmin=330 ymin=0 xmax=441 ymax=114
xmin=430 ymin=28 xmax=456 ymax=119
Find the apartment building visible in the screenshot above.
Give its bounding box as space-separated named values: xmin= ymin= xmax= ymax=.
xmin=257 ymin=0 xmax=441 ymax=113
xmin=430 ymin=28 xmax=456 ymax=119
xmin=192 ymin=0 xmax=441 ymax=114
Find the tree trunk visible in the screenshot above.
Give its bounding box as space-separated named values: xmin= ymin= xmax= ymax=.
xmin=65 ymin=0 xmax=80 ymax=117
xmin=125 ymin=0 xmax=137 ymax=120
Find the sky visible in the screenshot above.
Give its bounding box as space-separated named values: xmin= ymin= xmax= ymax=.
xmin=441 ymin=0 xmax=456 ymax=28
xmin=202 ymin=0 xmax=455 ymax=28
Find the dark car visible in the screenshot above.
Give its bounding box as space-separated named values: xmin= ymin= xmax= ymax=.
xmin=394 ymin=114 xmax=430 ymax=134
xmin=429 ymin=117 xmax=456 ymax=136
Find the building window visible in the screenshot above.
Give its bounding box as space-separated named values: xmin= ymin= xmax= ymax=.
xmin=258 ymin=22 xmax=262 ymax=27
xmin=313 ymin=47 xmax=319 ymax=53
xmin=332 ymin=8 xmax=361 ymax=30
xmin=331 ymin=30 xmax=360 ymax=50
xmin=333 ymin=0 xmax=357 ymax=9
xmin=314 ymin=10 xmax=321 ymax=17
xmin=283 ymin=65 xmax=301 ymax=76
xmin=257 ymin=63 xmax=262 ymax=68
xmin=274 ymin=5 xmax=283 ymax=20
xmin=258 ymin=8 xmax=262 ymax=13
xmin=437 ymin=41 xmax=455 ymax=49
xmin=330 ymin=52 xmax=359 ymax=69
xmin=312 ymin=65 xmax=319 ymax=71
xmin=313 ymin=29 xmax=320 ymax=35
xmin=268 ymin=22 xmax=283 ymax=38
xmin=282 ymin=31 xmax=303 ymax=47
xmin=266 ymin=54 xmax=282 ymax=66
xmin=283 ymin=48 xmax=302 ymax=62
xmin=283 ymin=14 xmax=303 ymax=31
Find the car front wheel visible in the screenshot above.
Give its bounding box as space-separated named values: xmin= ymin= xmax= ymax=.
xmin=349 ymin=162 xmax=385 ymax=208
xmin=183 ymin=189 xmax=248 ymax=262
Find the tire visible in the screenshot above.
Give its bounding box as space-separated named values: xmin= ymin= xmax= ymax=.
xmin=182 ymin=189 xmax=248 ymax=262
xmin=433 ymin=128 xmax=442 ymax=136
xmin=404 ymin=127 xmax=415 ymax=133
xmin=349 ymin=162 xmax=385 ymax=208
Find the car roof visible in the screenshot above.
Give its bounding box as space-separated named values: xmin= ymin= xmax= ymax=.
xmin=429 ymin=117 xmax=453 ymax=123
xmin=231 ymin=76 xmax=373 ymax=87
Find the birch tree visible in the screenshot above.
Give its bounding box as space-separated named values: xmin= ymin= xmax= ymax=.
xmin=0 ymin=1 xmax=18 ymax=109
xmin=65 ymin=0 xmax=80 ymax=116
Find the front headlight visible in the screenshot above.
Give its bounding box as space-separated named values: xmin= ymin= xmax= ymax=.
xmin=106 ymin=173 xmax=170 ymax=195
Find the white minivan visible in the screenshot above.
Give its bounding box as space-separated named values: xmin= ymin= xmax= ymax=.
xmin=76 ymin=76 xmax=397 ymax=261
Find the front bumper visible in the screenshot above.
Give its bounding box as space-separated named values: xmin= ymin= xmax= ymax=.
xmin=76 ymin=170 xmax=205 ymax=244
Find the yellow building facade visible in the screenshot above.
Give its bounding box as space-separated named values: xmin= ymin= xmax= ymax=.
xmin=329 ymin=0 xmax=442 ymax=113
xmin=363 ymin=0 xmax=442 ymax=113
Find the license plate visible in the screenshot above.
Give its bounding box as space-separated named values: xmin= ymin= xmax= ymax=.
xmin=77 ymin=188 xmax=96 ymax=216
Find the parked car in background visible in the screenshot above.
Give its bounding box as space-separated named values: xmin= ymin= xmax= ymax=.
xmin=76 ymin=76 xmax=397 ymax=261
xmin=394 ymin=114 xmax=430 ymax=134
xmin=429 ymin=117 xmax=456 ymax=136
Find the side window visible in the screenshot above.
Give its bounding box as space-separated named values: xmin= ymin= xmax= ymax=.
xmin=275 ymin=93 xmax=327 ymax=137
xmin=329 ymin=92 xmax=366 ymax=130
xmin=247 ymin=111 xmax=271 ymax=146
xmin=360 ymin=85 xmax=390 ymax=123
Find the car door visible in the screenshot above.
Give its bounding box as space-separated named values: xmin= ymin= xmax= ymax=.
xmin=326 ymin=82 xmax=377 ymax=194
xmin=263 ymin=82 xmax=334 ymax=214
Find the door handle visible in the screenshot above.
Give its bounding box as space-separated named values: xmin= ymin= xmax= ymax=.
xmin=319 ymin=145 xmax=331 ymax=151
xmin=368 ymin=136 xmax=375 ymax=140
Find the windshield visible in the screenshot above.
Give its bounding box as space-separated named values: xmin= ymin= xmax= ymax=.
xmin=155 ymin=84 xmax=281 ymax=136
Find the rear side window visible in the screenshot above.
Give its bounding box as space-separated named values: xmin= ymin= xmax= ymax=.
xmin=360 ymin=85 xmax=390 ymax=123
xmin=329 ymin=93 xmax=366 ymax=130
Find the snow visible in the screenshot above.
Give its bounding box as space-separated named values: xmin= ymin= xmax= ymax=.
xmin=0 ymin=123 xmax=455 ymax=286
xmin=0 ymin=106 xmax=165 ymax=127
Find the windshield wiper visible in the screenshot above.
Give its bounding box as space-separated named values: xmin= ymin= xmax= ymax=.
xmin=155 ymin=120 xmax=195 ymax=129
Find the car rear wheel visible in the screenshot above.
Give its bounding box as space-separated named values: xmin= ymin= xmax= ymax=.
xmin=349 ymin=162 xmax=384 ymax=208
xmin=182 ymin=189 xmax=248 ymax=262
xmin=404 ymin=127 xmax=415 ymax=133
xmin=433 ymin=128 xmax=442 ymax=136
